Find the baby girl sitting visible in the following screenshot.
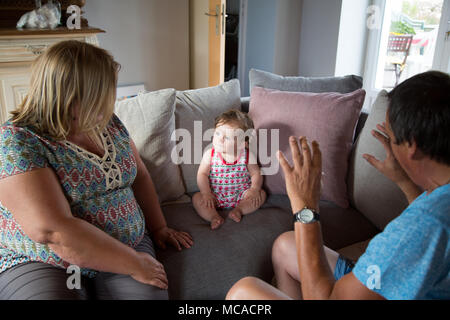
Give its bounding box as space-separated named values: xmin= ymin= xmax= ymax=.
xmin=193 ymin=109 xmax=267 ymax=230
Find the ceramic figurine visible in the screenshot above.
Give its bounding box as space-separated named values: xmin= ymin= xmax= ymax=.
xmin=17 ymin=0 xmax=61 ymax=30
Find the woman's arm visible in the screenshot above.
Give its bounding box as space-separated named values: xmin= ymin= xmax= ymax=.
xmin=0 ymin=168 xmax=168 ymax=289
xmin=130 ymin=139 xmax=193 ymax=250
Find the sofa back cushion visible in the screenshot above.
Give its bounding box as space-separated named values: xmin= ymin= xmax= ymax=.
xmin=348 ymin=90 xmax=409 ymax=230
xmin=249 ymin=68 xmax=363 ymax=95
xmin=249 ymin=87 xmax=365 ymax=208
xmin=174 ymin=79 xmax=241 ymax=193
xmin=115 ymin=89 xmax=186 ymax=204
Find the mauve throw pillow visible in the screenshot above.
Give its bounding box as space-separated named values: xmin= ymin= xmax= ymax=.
xmin=249 ymin=87 xmax=366 ymax=208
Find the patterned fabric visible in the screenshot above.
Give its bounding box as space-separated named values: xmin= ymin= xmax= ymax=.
xmin=209 ymin=148 xmax=251 ymax=209
xmin=0 ymin=115 xmax=145 ymax=278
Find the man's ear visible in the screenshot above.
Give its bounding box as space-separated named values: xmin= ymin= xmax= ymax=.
xmin=407 ymin=140 xmax=425 ymax=161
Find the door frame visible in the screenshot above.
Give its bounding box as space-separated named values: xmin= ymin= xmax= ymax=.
xmin=433 ymin=0 xmax=450 ymax=72
xmin=362 ymin=0 xmax=388 ymax=110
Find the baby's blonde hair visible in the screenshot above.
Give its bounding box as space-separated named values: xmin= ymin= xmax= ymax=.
xmin=11 ymin=40 xmax=120 ymax=141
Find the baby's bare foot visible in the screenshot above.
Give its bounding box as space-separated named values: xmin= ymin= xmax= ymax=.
xmin=229 ymin=208 xmax=242 ymax=223
xmin=210 ymin=215 xmax=224 ymax=230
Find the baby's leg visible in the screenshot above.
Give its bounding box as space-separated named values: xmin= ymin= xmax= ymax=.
xmin=192 ymin=192 xmax=224 ymax=230
xmin=229 ymin=189 xmax=267 ymax=222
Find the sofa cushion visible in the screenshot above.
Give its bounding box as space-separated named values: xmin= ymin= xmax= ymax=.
xmin=249 ymin=68 xmax=363 ymax=95
xmin=174 ymin=79 xmax=241 ymax=193
xmin=319 ymin=200 xmax=379 ymax=250
xmin=115 ymin=89 xmax=186 ymax=203
xmin=262 ymin=194 xmax=379 ymax=250
xmin=337 ymin=239 xmax=372 ymax=263
xmin=348 ymin=90 xmax=409 ymax=230
xmin=249 ymin=87 xmax=366 ymax=208
xmin=156 ymin=193 xmax=378 ymax=299
xmin=156 ymin=197 xmax=293 ymax=300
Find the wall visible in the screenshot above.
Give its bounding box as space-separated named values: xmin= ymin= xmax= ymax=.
xmin=297 ymin=0 xmax=343 ymax=77
xmin=84 ymin=0 xmax=190 ymax=91
xmin=335 ymin=0 xmax=370 ymax=77
xmin=242 ymin=0 xmax=278 ymax=96
xmin=273 ymin=0 xmax=303 ymax=76
xmin=189 ymin=0 xmax=209 ymax=89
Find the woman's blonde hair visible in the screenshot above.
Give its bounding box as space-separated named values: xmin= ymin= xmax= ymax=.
xmin=11 ymin=40 xmax=120 ymax=141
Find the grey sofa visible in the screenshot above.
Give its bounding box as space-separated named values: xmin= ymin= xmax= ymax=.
xmin=140 ymin=70 xmax=409 ymax=300
xmin=155 ymin=100 xmax=408 ymax=300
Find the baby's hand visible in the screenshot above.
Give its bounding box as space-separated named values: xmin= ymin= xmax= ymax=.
xmin=200 ymin=192 xmax=218 ymax=209
xmin=245 ymin=188 xmax=263 ymax=208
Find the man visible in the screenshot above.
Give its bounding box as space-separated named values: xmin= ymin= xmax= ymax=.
xmin=226 ymin=71 xmax=450 ymax=300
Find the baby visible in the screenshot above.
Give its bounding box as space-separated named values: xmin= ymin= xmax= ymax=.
xmin=193 ymin=109 xmax=266 ymax=230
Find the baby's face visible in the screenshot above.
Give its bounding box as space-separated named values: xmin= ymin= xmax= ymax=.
xmin=213 ymin=123 xmax=246 ymax=155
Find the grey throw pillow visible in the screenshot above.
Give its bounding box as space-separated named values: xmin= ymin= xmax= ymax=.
xmin=174 ymin=79 xmax=242 ymax=193
xmin=249 ymin=68 xmax=363 ymax=95
xmin=115 ymin=89 xmax=186 ymax=204
xmin=347 ymin=90 xmax=409 ymax=230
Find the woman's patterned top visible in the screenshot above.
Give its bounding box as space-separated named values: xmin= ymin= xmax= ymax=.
xmin=0 ymin=115 xmax=145 ymax=278
xmin=209 ymin=148 xmax=252 ymax=209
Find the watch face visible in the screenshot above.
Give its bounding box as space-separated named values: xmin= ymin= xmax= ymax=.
xmin=300 ymin=209 xmax=314 ymax=223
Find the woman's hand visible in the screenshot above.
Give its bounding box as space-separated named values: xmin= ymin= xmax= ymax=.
xmin=200 ymin=192 xmax=218 ymax=209
xmin=277 ymin=137 xmax=322 ymax=213
xmin=131 ymin=251 xmax=169 ymax=290
xmin=153 ymin=226 xmax=194 ymax=251
xmin=362 ymin=123 xmax=410 ymax=184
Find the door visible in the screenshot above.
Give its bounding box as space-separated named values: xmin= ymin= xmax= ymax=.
xmin=190 ymin=0 xmax=226 ymax=89
xmin=208 ymin=0 xmax=226 ymax=86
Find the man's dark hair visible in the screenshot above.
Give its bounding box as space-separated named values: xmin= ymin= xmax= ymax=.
xmin=388 ymin=70 xmax=450 ymax=165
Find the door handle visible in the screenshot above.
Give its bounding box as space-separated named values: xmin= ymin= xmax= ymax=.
xmin=205 ymin=4 xmax=227 ymax=35
xmin=205 ymin=5 xmax=220 ymax=35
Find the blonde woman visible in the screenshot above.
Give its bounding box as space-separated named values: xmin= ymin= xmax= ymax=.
xmin=0 ymin=40 xmax=193 ymax=300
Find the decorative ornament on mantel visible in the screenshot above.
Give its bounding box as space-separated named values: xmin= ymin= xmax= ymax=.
xmin=0 ymin=0 xmax=88 ymax=29
xmin=17 ymin=0 xmax=62 ymax=30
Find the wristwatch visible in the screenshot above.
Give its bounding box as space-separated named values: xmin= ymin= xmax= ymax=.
xmin=293 ymin=207 xmax=320 ymax=224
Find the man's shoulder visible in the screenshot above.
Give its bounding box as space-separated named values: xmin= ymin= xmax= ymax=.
xmin=406 ymin=185 xmax=450 ymax=227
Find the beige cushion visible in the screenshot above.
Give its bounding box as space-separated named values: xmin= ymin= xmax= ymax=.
xmin=115 ymin=89 xmax=186 ymax=204
xmin=347 ymin=90 xmax=409 ymax=230
xmin=174 ymin=79 xmax=241 ymax=193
